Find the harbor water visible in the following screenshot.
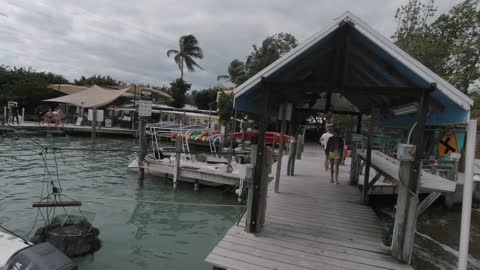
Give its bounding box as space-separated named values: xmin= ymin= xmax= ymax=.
xmin=0 ymin=135 xmax=244 ymax=269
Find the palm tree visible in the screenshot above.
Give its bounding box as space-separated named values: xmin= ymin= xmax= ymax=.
xmin=167 ymin=34 xmax=203 ymax=80
xmin=216 ymin=59 xmax=246 ymax=85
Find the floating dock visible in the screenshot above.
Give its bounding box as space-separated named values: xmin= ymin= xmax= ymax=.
xmin=206 ymin=145 xmax=412 ymax=270
xmin=128 ymin=157 xmax=240 ymax=186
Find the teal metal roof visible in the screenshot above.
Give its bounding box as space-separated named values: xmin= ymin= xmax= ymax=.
xmin=234 ymin=12 xmax=473 ymax=125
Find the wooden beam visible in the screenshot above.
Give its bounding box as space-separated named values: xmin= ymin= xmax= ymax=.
xmin=338 ymin=27 xmax=352 ymax=89
xmin=416 ymin=192 xmax=441 ymax=217
xmin=350 ymin=57 xmax=391 ymax=87
xmin=350 ymin=39 xmax=416 ymax=88
xmin=367 ymin=172 xmax=382 ymax=190
xmin=32 ymin=201 xmax=81 ymax=208
xmin=268 ymin=81 xmax=429 ymax=98
xmin=362 ymin=108 xmax=379 ymax=205
xmin=297 ymin=108 xmax=362 ymax=116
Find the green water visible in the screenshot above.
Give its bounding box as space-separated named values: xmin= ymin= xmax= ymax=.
xmin=0 ymin=135 xmax=243 ymax=269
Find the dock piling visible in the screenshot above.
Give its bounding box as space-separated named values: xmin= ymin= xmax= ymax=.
xmin=91 ymin=107 xmax=97 ymax=144
xmin=194 ymin=179 xmax=199 ymax=191
xmin=173 ymin=135 xmax=182 ymax=189
xmin=274 ymin=103 xmax=287 ymax=193
xmin=138 ymin=117 xmax=146 ymax=180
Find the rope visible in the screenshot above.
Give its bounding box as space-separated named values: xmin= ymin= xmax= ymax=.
xmin=67 ymin=193 xmax=246 ymax=208
xmin=52 ymin=150 xmax=63 ymax=192
xmin=0 ymin=223 xmax=31 ymax=245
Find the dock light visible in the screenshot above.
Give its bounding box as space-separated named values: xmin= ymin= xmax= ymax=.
xmin=392 ymin=103 xmax=418 ymax=116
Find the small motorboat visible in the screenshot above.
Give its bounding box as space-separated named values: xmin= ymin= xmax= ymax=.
xmin=0 ymin=230 xmax=77 ymax=270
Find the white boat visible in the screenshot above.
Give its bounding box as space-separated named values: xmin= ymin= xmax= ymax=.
xmin=0 ymin=230 xmax=76 ymax=270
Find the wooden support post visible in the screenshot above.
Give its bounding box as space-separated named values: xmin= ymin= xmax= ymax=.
xmin=274 ymin=103 xmax=287 ymax=193
xmin=356 ymin=114 xmax=362 ymax=134
xmin=287 ymin=110 xmax=297 ymax=176
xmin=241 ymin=118 xmax=247 ymax=151
xmin=325 ymin=92 xmax=332 ymax=112
xmin=287 ymin=137 xmax=297 ymax=176
xmin=391 ymin=89 xmax=429 ymax=263
xmin=138 ymin=117 xmax=146 ymax=180
xmin=362 ymin=109 xmax=378 ymax=204
xmin=349 ymin=146 xmax=358 ymax=185
xmin=2 ymin=106 xmax=6 ymax=126
xmin=92 ymin=107 xmax=97 ymax=144
xmin=246 ymin=78 xmax=270 ymax=233
xmin=131 ymin=111 xmax=135 ymax=130
xmin=295 ymin=132 xmax=303 ymax=160
xmin=173 ymin=134 xmax=182 ymax=190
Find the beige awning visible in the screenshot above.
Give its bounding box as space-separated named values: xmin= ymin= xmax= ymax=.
xmin=49 ymin=84 xmax=172 ymax=100
xmin=48 ymin=84 xmax=88 ymax=95
xmin=44 ymin=85 xmax=132 ymax=108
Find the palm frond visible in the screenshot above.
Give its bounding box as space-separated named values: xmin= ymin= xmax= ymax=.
xmin=167 ymin=49 xmax=179 ymax=57
xmin=184 ymin=56 xmax=203 ymax=71
xmin=217 ymin=75 xmax=230 ymax=81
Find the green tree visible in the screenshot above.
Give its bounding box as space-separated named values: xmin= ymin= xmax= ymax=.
xmin=216 ymin=59 xmax=247 ymax=86
xmin=468 ymin=90 xmax=480 ymax=118
xmin=245 ymin=32 xmax=298 ymax=79
xmin=438 ymin=0 xmax=480 ymax=92
xmin=393 ymin=0 xmax=480 ymax=93
xmin=217 ymin=90 xmax=234 ymax=125
xmin=0 ymin=66 xmax=68 ymax=114
xmin=191 ymin=88 xmax=218 ymax=110
xmin=221 ymin=33 xmax=298 ymax=86
xmin=74 ymin=75 xmax=123 ymax=86
xmin=168 ymin=78 xmax=191 ymax=108
xmin=167 ymin=34 xmax=204 ymax=80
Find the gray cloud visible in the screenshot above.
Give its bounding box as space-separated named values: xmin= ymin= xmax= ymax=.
xmin=0 ymin=0 xmax=462 ymax=90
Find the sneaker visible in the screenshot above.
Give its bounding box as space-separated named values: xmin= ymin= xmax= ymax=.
xmin=336 ymin=181 xmax=339 ymax=185
xmin=330 ymin=178 xmax=334 ymax=183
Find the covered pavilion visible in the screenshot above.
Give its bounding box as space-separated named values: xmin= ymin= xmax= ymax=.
xmin=207 ymin=12 xmax=474 ymax=269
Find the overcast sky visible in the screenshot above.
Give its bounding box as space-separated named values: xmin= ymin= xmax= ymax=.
xmin=0 ymin=0 xmax=462 ymax=90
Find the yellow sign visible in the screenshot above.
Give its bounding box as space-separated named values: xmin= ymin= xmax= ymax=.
xmin=438 ymin=133 xmax=458 ymax=157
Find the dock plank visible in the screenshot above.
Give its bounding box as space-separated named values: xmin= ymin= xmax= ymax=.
xmin=206 ymin=144 xmax=413 ymax=270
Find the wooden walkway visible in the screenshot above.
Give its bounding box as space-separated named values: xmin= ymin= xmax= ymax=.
xmin=205 ymin=144 xmax=413 ymax=270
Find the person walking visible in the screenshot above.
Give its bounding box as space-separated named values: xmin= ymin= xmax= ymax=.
xmin=11 ymin=104 xmax=19 ymax=125
xmin=326 ymin=128 xmax=344 ymax=184
xmin=319 ymin=124 xmax=334 ymax=171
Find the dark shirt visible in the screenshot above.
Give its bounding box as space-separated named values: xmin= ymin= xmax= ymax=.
xmin=326 ymin=136 xmax=344 ymax=158
xmin=11 ymin=106 xmax=19 ymax=115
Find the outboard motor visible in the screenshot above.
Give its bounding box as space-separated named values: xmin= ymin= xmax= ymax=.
xmin=4 ymin=242 xmax=77 ymax=270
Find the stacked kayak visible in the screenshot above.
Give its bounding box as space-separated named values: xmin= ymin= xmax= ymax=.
xmin=172 ymin=130 xmax=289 ymax=145
xmin=230 ymin=131 xmax=289 ymax=145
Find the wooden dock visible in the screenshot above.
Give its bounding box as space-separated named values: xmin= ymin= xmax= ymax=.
xmin=0 ymin=122 xmax=135 ymax=136
xmin=206 ymin=144 xmax=412 ymax=270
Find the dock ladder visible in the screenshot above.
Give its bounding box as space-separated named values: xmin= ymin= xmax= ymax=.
xmin=181 ymin=129 xmax=192 ymax=161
